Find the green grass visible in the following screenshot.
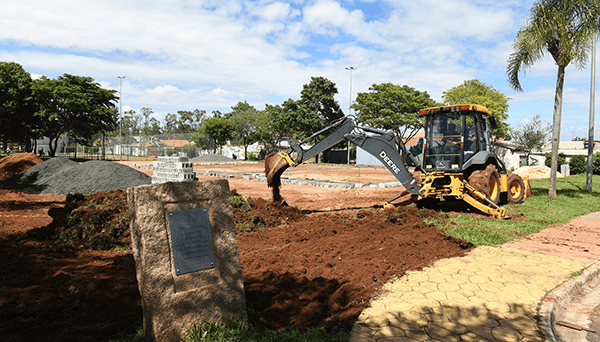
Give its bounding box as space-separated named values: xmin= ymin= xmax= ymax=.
xmin=181 ymin=316 xmax=348 ymax=342
xmin=439 ymin=174 xmax=600 ymax=246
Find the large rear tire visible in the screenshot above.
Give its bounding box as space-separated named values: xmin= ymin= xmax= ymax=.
xmin=468 ymin=165 xmax=500 ymax=204
xmin=506 ymin=173 xmax=525 ymax=204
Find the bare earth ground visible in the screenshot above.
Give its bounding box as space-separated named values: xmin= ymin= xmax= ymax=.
xmin=1 ymin=156 xmax=599 ymax=341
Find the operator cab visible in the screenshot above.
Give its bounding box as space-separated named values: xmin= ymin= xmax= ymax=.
xmin=420 ymin=104 xmax=493 ymax=172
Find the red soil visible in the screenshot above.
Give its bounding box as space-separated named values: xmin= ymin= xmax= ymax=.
xmin=0 ymin=154 xmax=479 ymax=341
xmin=0 ymin=152 xmax=43 ymax=181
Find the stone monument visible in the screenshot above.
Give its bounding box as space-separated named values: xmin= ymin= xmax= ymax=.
xmin=127 ymin=179 xmax=247 ymax=341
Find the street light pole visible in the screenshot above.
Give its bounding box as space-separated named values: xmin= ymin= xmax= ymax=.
xmin=345 ymin=66 xmax=355 ymax=115
xmin=345 ymin=66 xmax=356 ymax=164
xmin=117 ymin=76 xmax=126 ymax=161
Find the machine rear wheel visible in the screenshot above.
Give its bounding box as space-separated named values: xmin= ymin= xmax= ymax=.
xmin=506 ymin=173 xmax=525 ymax=204
xmin=468 ymin=165 xmax=500 ymax=204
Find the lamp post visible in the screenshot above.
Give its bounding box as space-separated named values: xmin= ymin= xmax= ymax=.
xmin=117 ymin=76 xmax=126 ymax=161
xmin=345 ymin=66 xmax=356 ymax=164
xmin=345 ymin=67 xmax=356 ymax=115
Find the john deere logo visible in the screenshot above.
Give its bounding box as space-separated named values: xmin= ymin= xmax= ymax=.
xmin=379 ymin=151 xmax=401 ymax=174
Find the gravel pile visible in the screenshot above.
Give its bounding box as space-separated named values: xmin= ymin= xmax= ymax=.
xmin=189 ymin=154 xmax=235 ymax=163
xmin=2 ymin=157 xmax=151 ymax=195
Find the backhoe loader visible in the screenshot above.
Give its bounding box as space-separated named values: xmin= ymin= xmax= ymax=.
xmin=265 ymin=104 xmax=530 ymax=218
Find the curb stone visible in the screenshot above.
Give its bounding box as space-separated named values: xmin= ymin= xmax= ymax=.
xmin=538 ymin=261 xmax=600 ymax=342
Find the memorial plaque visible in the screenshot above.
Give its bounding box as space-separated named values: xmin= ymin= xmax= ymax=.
xmin=168 ymin=207 xmax=216 ymax=275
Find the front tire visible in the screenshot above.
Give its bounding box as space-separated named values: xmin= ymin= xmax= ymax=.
xmin=506 ymin=173 xmax=525 ymax=204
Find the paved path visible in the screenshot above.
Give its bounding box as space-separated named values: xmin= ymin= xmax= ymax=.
xmin=349 ymin=246 xmax=590 ymax=341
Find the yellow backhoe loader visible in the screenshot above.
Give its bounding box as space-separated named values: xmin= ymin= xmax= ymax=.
xmin=265 ymin=104 xmax=530 ymax=218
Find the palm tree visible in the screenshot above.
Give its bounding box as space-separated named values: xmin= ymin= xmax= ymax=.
xmin=507 ymin=0 xmax=600 ymax=199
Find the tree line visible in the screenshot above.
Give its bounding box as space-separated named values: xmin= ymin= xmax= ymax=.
xmin=0 ymin=62 xmax=118 ymax=157
xmin=1 ymin=62 xmax=512 ymax=160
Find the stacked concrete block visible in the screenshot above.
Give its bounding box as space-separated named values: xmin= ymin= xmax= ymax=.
xmin=151 ymin=156 xmax=197 ymax=184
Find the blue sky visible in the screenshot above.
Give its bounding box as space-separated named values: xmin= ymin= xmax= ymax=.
xmin=1 ymin=0 xmax=598 ymax=140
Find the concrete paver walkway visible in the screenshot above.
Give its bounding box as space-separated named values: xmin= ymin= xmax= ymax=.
xmin=349 ymin=246 xmax=589 ymax=341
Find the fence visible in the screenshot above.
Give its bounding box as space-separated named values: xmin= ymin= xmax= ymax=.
xmin=33 ymin=133 xmax=212 ymax=160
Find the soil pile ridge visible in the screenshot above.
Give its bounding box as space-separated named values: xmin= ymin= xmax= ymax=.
xmin=2 ymin=157 xmax=150 ymax=195
xmin=0 ymin=152 xmax=43 ymax=181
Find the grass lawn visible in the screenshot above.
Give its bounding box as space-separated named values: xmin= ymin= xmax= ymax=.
xmin=439 ymin=173 xmax=600 ymax=246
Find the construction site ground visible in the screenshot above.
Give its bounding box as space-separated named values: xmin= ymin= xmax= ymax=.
xmin=1 ymin=155 xmax=599 ymax=341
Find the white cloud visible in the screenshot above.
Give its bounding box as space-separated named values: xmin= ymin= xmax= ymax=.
xmin=1 ymin=0 xmax=593 ymax=140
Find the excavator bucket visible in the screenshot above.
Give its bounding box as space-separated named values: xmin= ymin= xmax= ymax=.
xmin=265 ymin=152 xmax=296 ymax=188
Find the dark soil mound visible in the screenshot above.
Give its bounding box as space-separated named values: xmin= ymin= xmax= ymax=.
xmin=238 ymin=205 xmax=473 ymax=332
xmin=0 ymin=152 xmax=43 ymax=181
xmin=54 ymin=190 xmax=130 ymax=250
xmin=230 ymin=189 xmax=306 ymax=232
xmin=3 ymin=157 xmax=150 ymax=195
xmin=1 ymin=185 xmax=474 ymax=340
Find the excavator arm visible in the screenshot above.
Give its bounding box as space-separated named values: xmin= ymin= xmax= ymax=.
xmin=265 ymin=117 xmax=421 ymax=197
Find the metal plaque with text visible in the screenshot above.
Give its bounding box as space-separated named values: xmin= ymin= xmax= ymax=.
xmin=168 ymin=208 xmax=215 ymax=276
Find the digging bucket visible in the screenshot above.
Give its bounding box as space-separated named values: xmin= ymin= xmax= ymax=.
xmin=264 ymin=152 xmax=295 ymax=187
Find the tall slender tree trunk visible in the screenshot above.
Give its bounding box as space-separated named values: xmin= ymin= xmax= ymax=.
xmin=549 ymin=65 xmax=566 ymax=199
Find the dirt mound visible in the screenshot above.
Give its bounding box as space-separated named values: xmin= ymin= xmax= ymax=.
xmin=237 ymin=205 xmax=473 ymax=332
xmin=514 ymin=166 xmax=564 ymax=180
xmin=53 ymin=190 xmax=130 ymax=250
xmin=1 ymin=186 xmax=473 ymax=340
xmin=231 ymin=189 xmax=305 ymax=232
xmin=0 ymin=152 xmax=43 ymax=181
xmin=3 ymin=157 xmax=151 ymax=195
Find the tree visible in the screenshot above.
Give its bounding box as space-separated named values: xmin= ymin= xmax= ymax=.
xmin=507 ymin=0 xmax=600 ymax=198
xmin=511 ymin=114 xmax=551 ymax=166
xmin=226 ymin=101 xmax=260 ymax=160
xmin=269 ymin=77 xmax=344 ymax=162
xmin=351 ymin=83 xmax=439 ymax=146
xmin=163 ymin=109 xmax=205 ymax=133
xmin=254 ymin=104 xmax=292 ymax=153
xmin=163 ymin=113 xmax=178 ymax=134
xmin=200 ymin=116 xmax=233 ymax=153
xmin=32 ymin=74 xmax=118 ymax=157
xmin=288 ymin=77 xmax=345 ymax=141
xmin=442 ymin=79 xmax=511 ymax=139
xmin=178 ymin=109 xmax=205 ymax=133
xmin=0 ymin=62 xmax=36 ymax=150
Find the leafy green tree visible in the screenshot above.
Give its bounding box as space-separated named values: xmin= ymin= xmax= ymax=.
xmin=178 ymin=109 xmax=205 ymax=133
xmin=351 ymin=83 xmax=439 ymax=146
xmin=226 ymin=101 xmax=261 ymax=159
xmin=32 ymin=74 xmax=118 ymax=157
xmin=190 ymin=131 xmax=214 ymax=150
xmin=507 ymin=0 xmax=600 ymax=198
xmin=163 ymin=109 xmax=205 ymax=133
xmin=285 ymin=77 xmax=345 ymax=141
xmin=254 ymin=104 xmax=293 ymax=153
xmin=200 ymin=116 xmax=233 ymax=153
xmin=162 ymin=112 xmax=179 ymax=134
xmin=511 ymin=114 xmax=551 ymax=166
xmin=145 ymin=117 xmax=162 ymax=135
xmin=0 ymin=62 xmax=36 ymax=150
xmin=442 ymin=79 xmax=511 ymax=139
xmin=121 ymin=109 xmax=140 ymax=135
